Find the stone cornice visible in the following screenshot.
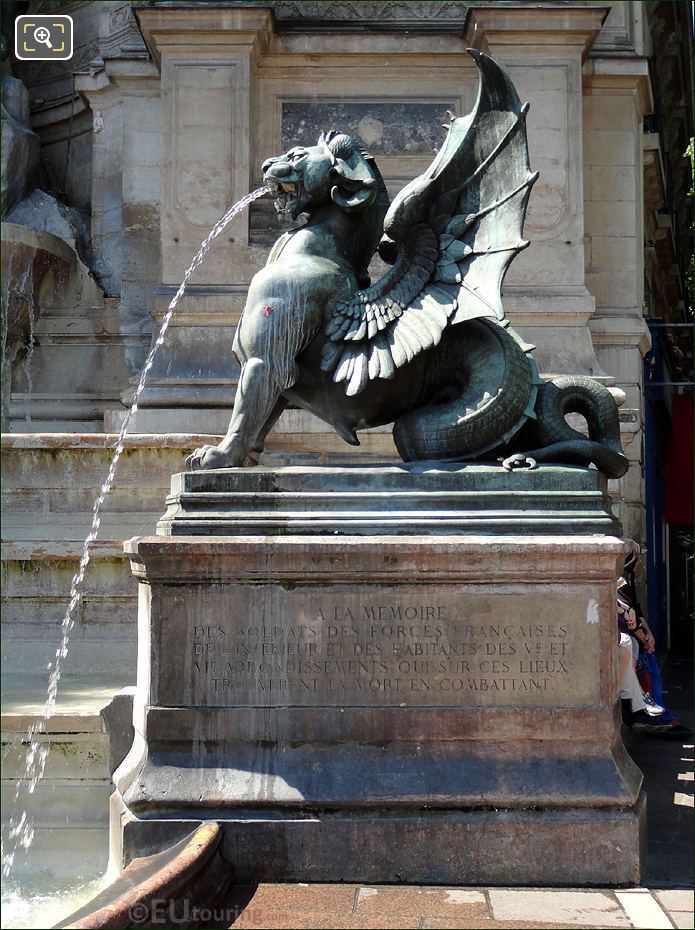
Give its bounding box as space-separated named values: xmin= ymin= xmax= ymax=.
xmin=138 ymin=1 xmax=470 ymax=34
xmin=583 ymin=56 xmax=653 ymax=116
xmin=135 ymin=6 xmax=274 ymax=69
xmin=464 ymin=4 xmax=608 ymax=57
xmin=589 ymin=314 xmax=652 ymax=355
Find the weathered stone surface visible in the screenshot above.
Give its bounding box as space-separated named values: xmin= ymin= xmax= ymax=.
xmin=489 ymin=889 xmax=630 ymax=926
xmin=1 ymin=433 xmax=222 ymax=680
xmin=156 ymin=584 xmax=601 ymax=710
xmin=282 ymin=101 xmax=456 ymax=155
xmin=7 ymin=190 xmax=90 ymax=249
xmin=158 ymin=463 xmax=618 ymax=537
xmin=118 ymin=803 xmax=645 ymax=886
xmin=1 ymin=698 xmax=113 ymax=880
xmin=0 ymin=75 xmax=40 ymax=219
xmin=1 ymin=224 xmax=77 ymax=428
xmin=114 ymin=525 xmax=644 ymax=884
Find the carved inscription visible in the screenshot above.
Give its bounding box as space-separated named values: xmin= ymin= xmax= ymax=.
xmin=165 ymin=586 xmax=599 ymax=708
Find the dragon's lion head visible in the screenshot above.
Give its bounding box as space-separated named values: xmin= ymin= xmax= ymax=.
xmin=262 ymin=131 xmax=386 ymax=227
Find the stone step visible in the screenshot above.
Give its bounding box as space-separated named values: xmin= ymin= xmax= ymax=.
xmin=172 ymin=462 xmax=605 ymax=493
xmin=158 ymin=463 xmax=617 ymax=536
xmin=171 ymin=489 xmax=604 ymax=508
xmin=1 ymin=680 xmax=134 ymax=880
xmin=1 ymin=434 xmax=208 ymax=686
xmin=160 ymin=513 xmax=614 ymax=535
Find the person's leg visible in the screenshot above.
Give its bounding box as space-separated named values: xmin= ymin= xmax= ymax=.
xmin=618 ymin=634 xmax=647 ymax=713
xmin=618 ymin=634 xmax=632 ymax=690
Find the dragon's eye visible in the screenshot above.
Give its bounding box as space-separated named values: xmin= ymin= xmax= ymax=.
xmin=287 ymin=148 xmax=306 ymax=162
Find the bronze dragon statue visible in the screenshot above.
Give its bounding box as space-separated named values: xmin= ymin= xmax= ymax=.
xmin=187 ymin=50 xmax=628 ymax=478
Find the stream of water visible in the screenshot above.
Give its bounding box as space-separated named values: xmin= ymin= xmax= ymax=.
xmin=1 ymin=186 xmax=268 ymax=889
xmin=1 ymin=262 xmax=33 ymax=427
xmin=20 ymin=300 xmax=35 ymax=423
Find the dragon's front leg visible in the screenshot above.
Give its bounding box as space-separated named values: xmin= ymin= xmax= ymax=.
xmin=186 ymin=358 xmax=283 ymax=469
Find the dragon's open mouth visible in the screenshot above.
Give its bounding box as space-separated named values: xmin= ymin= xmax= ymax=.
xmin=265 ymin=175 xmax=303 ymax=224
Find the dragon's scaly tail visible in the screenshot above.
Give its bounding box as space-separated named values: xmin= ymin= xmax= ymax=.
xmin=523 ymin=377 xmax=629 ymax=478
xmin=393 ymin=320 xmax=536 ymax=461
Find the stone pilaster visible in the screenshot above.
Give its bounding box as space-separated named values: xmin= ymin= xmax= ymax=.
xmin=136 ymin=6 xmax=273 ymax=286
xmin=583 ymin=57 xmax=654 ymax=546
xmin=120 ymin=7 xmax=274 ymax=419
xmin=584 ymin=58 xmax=653 ymax=400
xmin=75 ymin=68 xmax=125 ymax=299
xmin=77 ymin=58 xmax=161 ymax=387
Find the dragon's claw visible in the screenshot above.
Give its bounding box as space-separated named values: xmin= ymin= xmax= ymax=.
xmin=500 ymin=453 xmax=538 ymax=472
xmin=186 ymin=445 xmax=240 ymax=470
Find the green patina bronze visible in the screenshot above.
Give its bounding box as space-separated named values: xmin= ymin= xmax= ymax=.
xmin=188 ymin=50 xmax=628 ymax=478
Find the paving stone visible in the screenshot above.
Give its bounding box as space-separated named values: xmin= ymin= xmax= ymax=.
xmin=614 ymin=890 xmax=672 ymax=929
xmin=241 ymin=882 xmax=358 ymax=915
xmin=653 ymin=890 xmax=694 ymax=911
xmin=421 ymin=921 xmax=602 ymax=930
xmin=488 ymin=890 xmax=629 ymax=927
xmin=669 ymin=913 xmax=695 ymax=930
xmin=232 ymin=912 xmax=419 ymax=929
xmin=354 ymin=885 xmax=488 ymax=919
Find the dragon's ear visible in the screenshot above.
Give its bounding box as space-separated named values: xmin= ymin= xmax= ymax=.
xmin=330 ymin=156 xmax=378 ymax=212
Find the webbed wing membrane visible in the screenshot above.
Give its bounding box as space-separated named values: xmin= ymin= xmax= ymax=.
xmin=321 ymin=49 xmax=538 ymax=397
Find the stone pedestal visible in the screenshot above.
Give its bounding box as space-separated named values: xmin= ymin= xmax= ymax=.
xmin=112 ymin=465 xmax=644 ymax=885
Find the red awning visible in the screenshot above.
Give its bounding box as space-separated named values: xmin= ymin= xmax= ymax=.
xmin=665 ymin=393 xmax=694 ymax=525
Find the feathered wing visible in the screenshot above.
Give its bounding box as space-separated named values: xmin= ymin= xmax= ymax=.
xmin=320 ymin=49 xmax=538 ymax=397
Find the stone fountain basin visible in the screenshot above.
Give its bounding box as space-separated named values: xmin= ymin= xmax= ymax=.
xmin=1 ymin=223 xmax=75 ymax=347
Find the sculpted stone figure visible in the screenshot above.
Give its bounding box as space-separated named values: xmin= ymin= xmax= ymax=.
xmin=188 ymin=50 xmax=628 ymax=478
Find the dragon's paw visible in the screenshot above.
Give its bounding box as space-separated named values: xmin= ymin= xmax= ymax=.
xmin=500 ymin=453 xmax=538 ymax=472
xmin=186 ymin=445 xmax=241 ymax=470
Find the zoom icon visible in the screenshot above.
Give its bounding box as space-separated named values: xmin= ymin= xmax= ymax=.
xmin=15 ymin=15 xmax=73 ymax=61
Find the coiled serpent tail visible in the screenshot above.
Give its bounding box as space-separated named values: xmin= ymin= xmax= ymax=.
xmin=392 ymin=320 xmax=535 ymax=461
xmin=523 ymin=376 xmax=629 ymax=478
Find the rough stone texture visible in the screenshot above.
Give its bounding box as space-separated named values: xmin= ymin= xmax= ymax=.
xmin=1 ymin=703 xmax=112 ymax=879
xmin=2 ymin=222 xmax=117 ymax=430
xmin=10 ymin=0 xmax=109 ymax=216
xmin=1 ymin=680 xmax=134 ymax=883
xmin=216 ymin=874 xmax=688 ymax=929
xmin=158 ymin=463 xmax=618 ymax=537
xmin=7 ymin=189 xmax=90 ymax=248
xmin=282 ymin=102 xmax=456 ymax=155
xmin=1 ymin=74 xmax=40 ymax=218
xmin=1 ymin=224 xmax=76 ymax=428
xmin=264 ymin=1 xmax=470 ymax=33
xmin=218 ymin=879 xmax=616 ymax=930
xmin=488 ymin=890 xmax=629 ymax=926
xmin=1 ymin=433 xmax=221 ymax=677
xmin=113 ymin=525 xmax=644 ymax=885
xmin=583 ymin=59 xmax=653 ymax=551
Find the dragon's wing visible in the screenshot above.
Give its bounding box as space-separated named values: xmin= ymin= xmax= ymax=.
xmin=321 ymin=49 xmax=538 ymax=397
